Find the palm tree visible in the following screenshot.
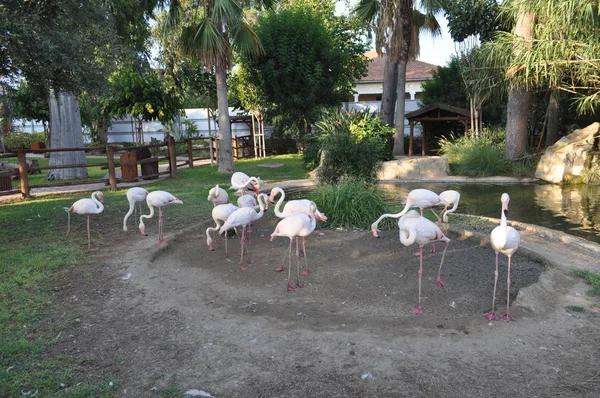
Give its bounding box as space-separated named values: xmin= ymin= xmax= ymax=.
xmin=355 ymin=0 xmax=443 ymax=156
xmin=164 ymin=0 xmax=274 ymax=172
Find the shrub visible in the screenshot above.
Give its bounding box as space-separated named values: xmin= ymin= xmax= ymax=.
xmin=4 ymin=132 xmax=41 ymax=151
xmin=305 ymin=109 xmax=393 ymax=184
xmin=308 ymin=180 xmax=392 ymax=229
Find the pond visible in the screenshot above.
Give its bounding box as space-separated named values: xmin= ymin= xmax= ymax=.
xmin=287 ymin=182 xmax=600 ymax=244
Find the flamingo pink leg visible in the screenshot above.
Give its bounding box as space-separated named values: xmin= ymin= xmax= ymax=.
xmin=411 ymin=246 xmax=424 ymax=315
xmin=300 ymin=237 xmax=309 ymax=276
xmin=436 ymin=242 xmax=448 ymax=289
xmin=286 ymin=238 xmax=295 ymax=291
xmin=430 ymin=208 xmax=442 ymax=224
xmin=484 ymin=252 xmax=500 ymax=321
xmin=239 ymin=226 xmax=249 ymax=270
xmin=86 ymin=215 xmax=91 ymax=249
xmin=295 ymin=237 xmax=304 ymax=288
xmin=157 ymin=207 xmax=164 ymax=244
xmin=275 ymin=241 xmax=287 ymax=272
xmin=501 ymin=255 xmax=514 ymax=321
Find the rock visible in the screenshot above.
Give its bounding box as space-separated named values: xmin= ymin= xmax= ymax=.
xmin=377 ymin=156 xmax=450 ymax=180
xmin=535 ymin=122 xmax=599 ymax=183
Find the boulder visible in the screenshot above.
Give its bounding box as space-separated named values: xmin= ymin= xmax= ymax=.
xmin=377 ymin=156 xmax=450 ymax=180
xmin=535 ymin=123 xmax=599 ymax=183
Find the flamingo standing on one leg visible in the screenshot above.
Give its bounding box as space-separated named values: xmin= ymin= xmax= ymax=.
xmin=123 ymin=187 xmax=149 ymax=232
xmin=486 ymin=193 xmax=521 ymax=322
xmin=138 ymin=190 xmax=183 ymax=244
xmin=370 ymin=188 xmax=448 ymax=237
xmin=398 ymin=210 xmax=451 ymax=315
xmin=230 ymin=172 xmax=262 ymax=195
xmin=66 ymin=191 xmax=105 ymax=249
xmin=207 ymin=184 xmax=229 ymax=206
xmin=218 ymin=193 xmax=269 ymax=270
xmin=270 ymin=203 xmax=318 ymax=291
xmin=206 ymin=203 xmax=239 ymax=257
xmin=439 ymin=190 xmax=461 ymax=223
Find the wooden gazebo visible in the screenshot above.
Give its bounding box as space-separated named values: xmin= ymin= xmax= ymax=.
xmin=405 ymin=103 xmax=471 ymax=156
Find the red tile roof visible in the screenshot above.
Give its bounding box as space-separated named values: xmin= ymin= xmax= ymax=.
xmin=358 ymin=53 xmax=437 ymax=82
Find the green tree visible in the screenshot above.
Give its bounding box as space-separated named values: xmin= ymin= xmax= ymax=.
xmin=104 ymin=63 xmax=183 ymax=144
xmin=443 ymin=0 xmax=501 ymax=42
xmin=164 ymin=0 xmax=274 ymax=173
xmin=241 ymin=7 xmax=369 ymax=149
xmin=420 ymin=57 xmax=468 ymax=108
xmin=9 ymin=83 xmax=50 ymax=134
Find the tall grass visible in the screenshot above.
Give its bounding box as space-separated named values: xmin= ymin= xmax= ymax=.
xmin=572 ymin=270 xmax=600 ymax=296
xmin=308 ymin=180 xmax=392 ymax=229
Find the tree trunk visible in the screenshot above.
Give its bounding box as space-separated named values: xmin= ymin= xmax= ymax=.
xmin=215 ymin=66 xmax=234 ymax=173
xmin=381 ymin=55 xmax=398 ymax=127
xmin=392 ymin=60 xmax=408 ymax=156
xmin=545 ymin=91 xmax=560 ymax=146
xmin=504 ymin=8 xmax=535 ymax=160
xmin=48 ymin=90 xmax=88 ymax=180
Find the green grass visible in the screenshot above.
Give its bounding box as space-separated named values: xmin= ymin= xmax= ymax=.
xmin=572 ymin=270 xmax=600 ymax=296
xmin=0 ymin=154 xmax=307 ymax=396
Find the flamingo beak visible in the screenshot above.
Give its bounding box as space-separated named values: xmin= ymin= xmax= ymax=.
xmin=371 ymin=228 xmax=380 ymax=238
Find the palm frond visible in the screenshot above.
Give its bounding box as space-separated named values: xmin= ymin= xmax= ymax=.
xmin=229 ymin=20 xmax=264 ymax=59
xmin=162 ymin=0 xmax=182 ymax=36
xmin=212 ymin=0 xmax=243 ymax=23
xmin=354 ymin=0 xmax=380 ymax=23
xmin=181 ymin=18 xmax=230 ymax=68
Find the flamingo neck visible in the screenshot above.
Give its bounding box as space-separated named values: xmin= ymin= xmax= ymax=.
xmin=273 ymin=188 xmax=285 ymax=218
xmin=91 ymin=193 xmax=104 ymax=213
xmin=139 ymin=202 xmax=155 ymax=229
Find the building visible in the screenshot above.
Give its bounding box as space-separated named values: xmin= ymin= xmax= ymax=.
xmin=344 ymin=51 xmax=438 ymax=135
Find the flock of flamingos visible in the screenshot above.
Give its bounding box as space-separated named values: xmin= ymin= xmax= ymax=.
xmin=65 ymin=171 xmax=521 ymax=321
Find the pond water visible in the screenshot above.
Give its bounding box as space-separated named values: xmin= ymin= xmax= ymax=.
xmin=288 ymin=182 xmax=600 ymax=244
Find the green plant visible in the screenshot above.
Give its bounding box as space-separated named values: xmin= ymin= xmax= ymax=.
xmin=306 ymin=110 xmax=392 ymax=184
xmin=308 ymin=180 xmax=391 ymax=229
xmin=4 ymin=132 xmax=36 ymax=151
xmin=565 ymin=305 xmax=585 ymax=313
xmin=572 ymin=270 xmax=600 ymax=296
xmin=439 ymin=129 xmax=508 ymax=177
xmin=580 ymin=161 xmax=600 ymax=184
xmin=182 ymin=119 xmax=200 ymax=139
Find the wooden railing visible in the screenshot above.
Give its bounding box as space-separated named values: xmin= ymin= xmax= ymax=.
xmin=0 ymin=137 xmax=215 ymax=198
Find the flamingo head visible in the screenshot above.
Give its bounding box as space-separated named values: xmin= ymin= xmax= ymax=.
xmin=97 ymin=192 xmax=104 ymax=203
xmin=316 ymin=211 xmax=328 ymax=222
xmin=370 ymin=222 xmax=380 ymax=238
xmin=501 ymin=193 xmax=510 ymax=215
xmin=268 ymin=190 xmax=276 ymax=203
xmin=139 ymin=223 xmax=147 ymax=236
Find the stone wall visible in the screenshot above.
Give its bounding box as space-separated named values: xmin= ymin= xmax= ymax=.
xmin=377 ymin=156 xmax=450 ymax=180
xmin=535 ymin=122 xmax=599 ymax=183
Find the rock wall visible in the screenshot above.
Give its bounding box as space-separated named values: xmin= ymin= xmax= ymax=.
xmin=377 ymin=156 xmax=450 ymax=180
xmin=535 ymin=123 xmax=599 ymax=183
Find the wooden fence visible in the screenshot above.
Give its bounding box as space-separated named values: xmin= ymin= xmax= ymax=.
xmin=0 ymin=137 xmax=218 ymax=198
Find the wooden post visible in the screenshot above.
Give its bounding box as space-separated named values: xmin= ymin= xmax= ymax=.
xmin=186 ymin=139 xmax=194 ymax=168
xmin=422 ymin=123 xmax=426 ymax=156
xmin=408 ymin=121 xmax=414 ymax=156
xmin=167 ymin=138 xmax=177 ymax=178
xmin=17 ymin=151 xmax=30 ymax=198
xmin=106 ymin=145 xmax=117 ymax=191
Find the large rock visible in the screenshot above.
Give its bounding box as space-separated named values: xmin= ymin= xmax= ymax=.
xmin=377 ymin=156 xmax=450 ymax=180
xmin=535 ymin=123 xmax=599 ymax=183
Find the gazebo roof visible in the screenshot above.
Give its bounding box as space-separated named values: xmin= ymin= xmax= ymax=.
xmin=405 ymin=103 xmax=470 ymax=120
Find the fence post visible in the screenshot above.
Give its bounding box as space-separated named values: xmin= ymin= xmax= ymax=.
xmin=186 ymin=139 xmax=194 ymax=168
xmin=17 ymin=151 xmax=30 ymax=198
xmin=106 ymin=145 xmax=117 ymax=191
xmin=167 ymin=138 xmax=177 ymax=178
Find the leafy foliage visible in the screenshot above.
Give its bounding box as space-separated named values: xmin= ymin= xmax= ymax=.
xmin=3 ymin=132 xmax=46 ymax=152
xmin=420 ymin=57 xmax=469 ymax=108
xmin=443 ymin=0 xmax=502 ymax=42
xmin=305 ymin=110 xmax=392 ymax=184
xmin=572 ymin=270 xmax=600 ymax=296
xmin=308 ymin=180 xmax=389 ymax=229
xmin=240 ymin=6 xmax=369 ymax=143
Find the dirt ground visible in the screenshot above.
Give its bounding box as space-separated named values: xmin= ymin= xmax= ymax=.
xmin=48 ymin=214 xmax=600 ymax=398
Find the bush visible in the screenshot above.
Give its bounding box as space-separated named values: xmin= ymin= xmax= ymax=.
xmin=4 ymin=132 xmax=45 ymax=151
xmin=305 ymin=110 xmax=393 ymax=184
xmin=308 ymin=180 xmax=392 ymax=229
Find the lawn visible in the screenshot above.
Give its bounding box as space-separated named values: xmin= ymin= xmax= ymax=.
xmin=0 ymin=154 xmax=308 ymax=397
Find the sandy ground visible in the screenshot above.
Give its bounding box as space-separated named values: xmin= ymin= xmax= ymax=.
xmin=47 ymin=214 xmax=600 ymax=397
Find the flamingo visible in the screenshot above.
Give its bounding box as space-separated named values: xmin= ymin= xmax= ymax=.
xmin=398 ymin=210 xmax=451 ymax=315
xmin=270 ymin=202 xmax=318 ymax=291
xmin=66 ymin=191 xmax=104 ymax=249
xmin=370 ymin=189 xmax=449 ymax=237
xmin=230 ymin=172 xmax=262 ymax=195
xmin=218 ymin=193 xmax=269 ymax=270
xmin=440 ymin=190 xmax=461 ymax=223
xmin=486 ymin=193 xmax=521 ymax=322
xmin=123 ymin=187 xmax=149 ymax=232
xmin=237 ymin=192 xmax=258 ymax=209
xmin=206 ymin=203 xmax=239 ymax=257
xmin=269 ymin=187 xmax=328 ymax=222
xmin=138 ymin=190 xmax=183 ymax=244
xmin=207 ymin=184 xmax=229 ymax=206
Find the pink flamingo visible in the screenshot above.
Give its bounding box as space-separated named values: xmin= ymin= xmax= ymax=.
xmin=218 ymin=193 xmax=269 ymax=270
xmin=207 ymin=184 xmax=229 ymax=206
xmin=206 ymin=203 xmax=239 ymax=257
xmin=269 ymin=187 xmax=328 ymax=221
xmin=439 ymin=190 xmax=461 ymax=223
xmin=138 ymin=190 xmax=183 ymax=243
xmin=66 ymin=191 xmax=105 ymax=249
xmin=486 ymin=193 xmax=521 ymax=322
xmin=398 ymin=210 xmax=451 ymax=315
xmin=123 ymin=187 xmax=149 ymax=232
xmin=230 ymin=172 xmax=262 ymax=195
xmin=370 ymin=188 xmax=449 ymax=237
xmin=270 ymin=203 xmax=317 ymax=291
